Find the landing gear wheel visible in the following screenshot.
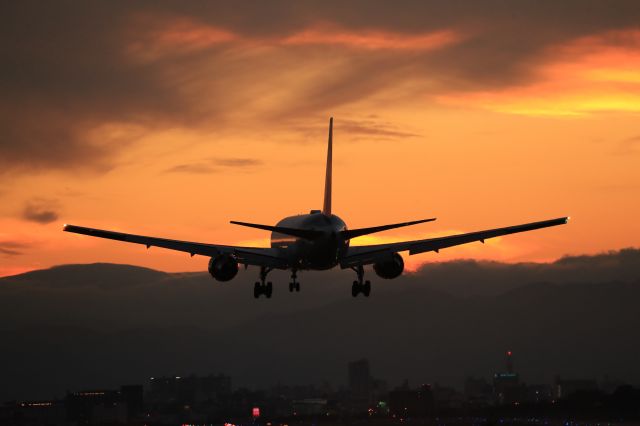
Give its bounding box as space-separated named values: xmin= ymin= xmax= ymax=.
xmin=266 ymin=282 xmax=273 ymax=298
xmin=352 ymin=281 xmax=359 ymax=297
xmin=289 ymin=282 xmax=294 ymax=292
xmin=295 ymin=282 xmax=300 ymax=292
xmin=254 ymin=282 xmax=260 ymax=299
xmin=363 ymin=280 xmax=371 ymax=297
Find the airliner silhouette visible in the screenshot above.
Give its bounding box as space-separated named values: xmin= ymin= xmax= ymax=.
xmin=64 ymin=118 xmax=568 ymax=298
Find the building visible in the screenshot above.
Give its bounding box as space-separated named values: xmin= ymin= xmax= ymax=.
xmin=493 ymin=351 xmax=524 ymax=405
xmin=348 ymin=358 xmax=373 ymax=411
xmin=1 ymin=400 xmax=67 ymax=425
xmin=388 ymin=384 xmax=434 ymax=417
xmin=464 ymin=376 xmax=493 ymax=407
xmin=66 ymin=386 xmax=142 ymax=425
xmin=148 ymin=373 xmax=231 ymax=404
xmin=348 ymin=359 xmax=371 ymax=400
xmin=292 ymin=398 xmax=328 ymax=416
xmin=554 ymin=376 xmax=598 ymax=399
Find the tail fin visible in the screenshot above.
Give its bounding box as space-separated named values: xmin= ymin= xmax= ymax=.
xmin=322 ymin=117 xmax=333 ymax=216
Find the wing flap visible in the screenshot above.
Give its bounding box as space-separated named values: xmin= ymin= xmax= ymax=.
xmin=234 ymin=248 xmax=289 ymax=269
xmin=63 ymin=224 xmax=288 ymax=268
xmin=407 ymin=217 xmax=569 ymax=255
xmin=341 ymin=217 xmax=569 ymax=267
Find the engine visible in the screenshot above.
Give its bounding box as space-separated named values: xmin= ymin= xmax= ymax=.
xmin=373 ymin=252 xmax=404 ymax=279
xmin=208 ymin=254 xmax=239 ymax=281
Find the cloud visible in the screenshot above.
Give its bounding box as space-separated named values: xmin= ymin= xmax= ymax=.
xmin=0 ymin=241 xmax=29 ymax=257
xmin=22 ymin=199 xmax=60 ymax=224
xmin=213 ymin=158 xmax=262 ymax=167
xmin=3 ymin=1 xmax=640 ymax=173
xmin=617 ymin=134 xmax=640 ymax=155
xmin=292 ymin=117 xmax=420 ymax=143
xmin=436 ymin=29 xmax=640 ymax=116
xmin=336 ymin=118 xmax=420 ymax=140
xmin=164 ymin=163 xmax=216 ymax=174
xmin=164 ymin=157 xmax=262 ymax=174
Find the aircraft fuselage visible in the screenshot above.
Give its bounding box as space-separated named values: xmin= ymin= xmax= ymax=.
xmin=271 ymin=212 xmax=348 ymax=270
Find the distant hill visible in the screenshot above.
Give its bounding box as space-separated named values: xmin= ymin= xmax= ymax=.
xmin=1 ymin=249 xmax=639 ymax=401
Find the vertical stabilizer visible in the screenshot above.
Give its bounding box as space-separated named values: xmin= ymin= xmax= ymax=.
xmin=322 ymin=117 xmax=333 ymax=216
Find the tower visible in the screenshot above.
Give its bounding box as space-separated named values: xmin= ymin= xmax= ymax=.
xmin=506 ymin=350 xmax=514 ymax=374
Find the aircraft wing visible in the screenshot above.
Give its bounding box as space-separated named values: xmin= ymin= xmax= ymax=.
xmin=63 ymin=224 xmax=289 ymax=269
xmin=340 ymin=217 xmax=569 ymax=268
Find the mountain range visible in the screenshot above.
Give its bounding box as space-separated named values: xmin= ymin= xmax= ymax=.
xmin=1 ymin=248 xmax=639 ymax=401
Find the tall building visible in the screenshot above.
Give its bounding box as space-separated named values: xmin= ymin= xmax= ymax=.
xmin=348 ymin=358 xmax=373 ymax=411
xmin=506 ymin=350 xmax=514 ymax=373
xmin=493 ymin=350 xmax=523 ymax=405
xmin=348 ymin=358 xmax=371 ymax=400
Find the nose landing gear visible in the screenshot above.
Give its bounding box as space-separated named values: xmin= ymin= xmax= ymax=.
xmin=254 ymin=266 xmax=273 ymax=299
xmin=288 ymin=269 xmax=301 ymax=293
xmin=350 ymin=265 xmax=371 ymax=297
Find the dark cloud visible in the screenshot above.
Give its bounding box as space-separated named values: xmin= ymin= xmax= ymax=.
xmin=0 ymin=2 xmax=188 ymax=173
xmin=2 ymin=1 xmax=640 ymax=173
xmin=164 ymin=157 xmax=262 ymax=174
xmin=22 ymin=199 xmax=59 ymax=224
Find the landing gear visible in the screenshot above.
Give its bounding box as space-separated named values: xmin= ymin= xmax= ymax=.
xmin=350 ymin=265 xmax=371 ymax=297
xmin=254 ymin=267 xmax=273 ymax=299
xmin=289 ymin=270 xmax=301 ymax=293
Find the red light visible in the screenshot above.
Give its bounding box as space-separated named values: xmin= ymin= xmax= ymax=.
xmin=252 ymin=407 xmax=260 ymax=418
xmin=507 ymin=351 xmax=512 ymax=356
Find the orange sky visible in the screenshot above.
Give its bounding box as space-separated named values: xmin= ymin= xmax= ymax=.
xmin=1 ymin=2 xmax=639 ymax=277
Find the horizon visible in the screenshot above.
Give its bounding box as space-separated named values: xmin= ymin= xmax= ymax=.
xmin=4 ymin=245 xmax=640 ymax=279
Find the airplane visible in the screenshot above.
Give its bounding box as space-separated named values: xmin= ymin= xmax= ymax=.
xmin=64 ymin=118 xmax=569 ymax=299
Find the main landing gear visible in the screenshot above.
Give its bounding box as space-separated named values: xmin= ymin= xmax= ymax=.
xmin=288 ymin=269 xmax=301 ymax=293
xmin=351 ymin=265 xmax=371 ymax=297
xmin=254 ymin=266 xmax=273 ymax=299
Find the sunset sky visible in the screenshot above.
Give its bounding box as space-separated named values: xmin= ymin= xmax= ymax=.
xmin=1 ymin=1 xmax=639 ymax=277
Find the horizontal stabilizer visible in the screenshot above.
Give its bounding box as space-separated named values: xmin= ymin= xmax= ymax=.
xmin=230 ymin=221 xmax=323 ymax=240
xmin=341 ymin=218 xmax=436 ymax=240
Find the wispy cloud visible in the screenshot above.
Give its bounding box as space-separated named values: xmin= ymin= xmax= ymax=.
xmin=0 ymin=241 xmax=29 ymax=257
xmin=616 ymin=134 xmax=640 ymax=155
xmin=294 ymin=117 xmax=420 ymax=142
xmin=437 ymin=29 xmax=640 ymax=116
xmin=164 ymin=157 xmax=263 ymax=174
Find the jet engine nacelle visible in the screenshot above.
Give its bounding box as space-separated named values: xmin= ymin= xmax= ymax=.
xmin=373 ymin=252 xmax=404 ymax=279
xmin=208 ymin=254 xmax=239 ymax=282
